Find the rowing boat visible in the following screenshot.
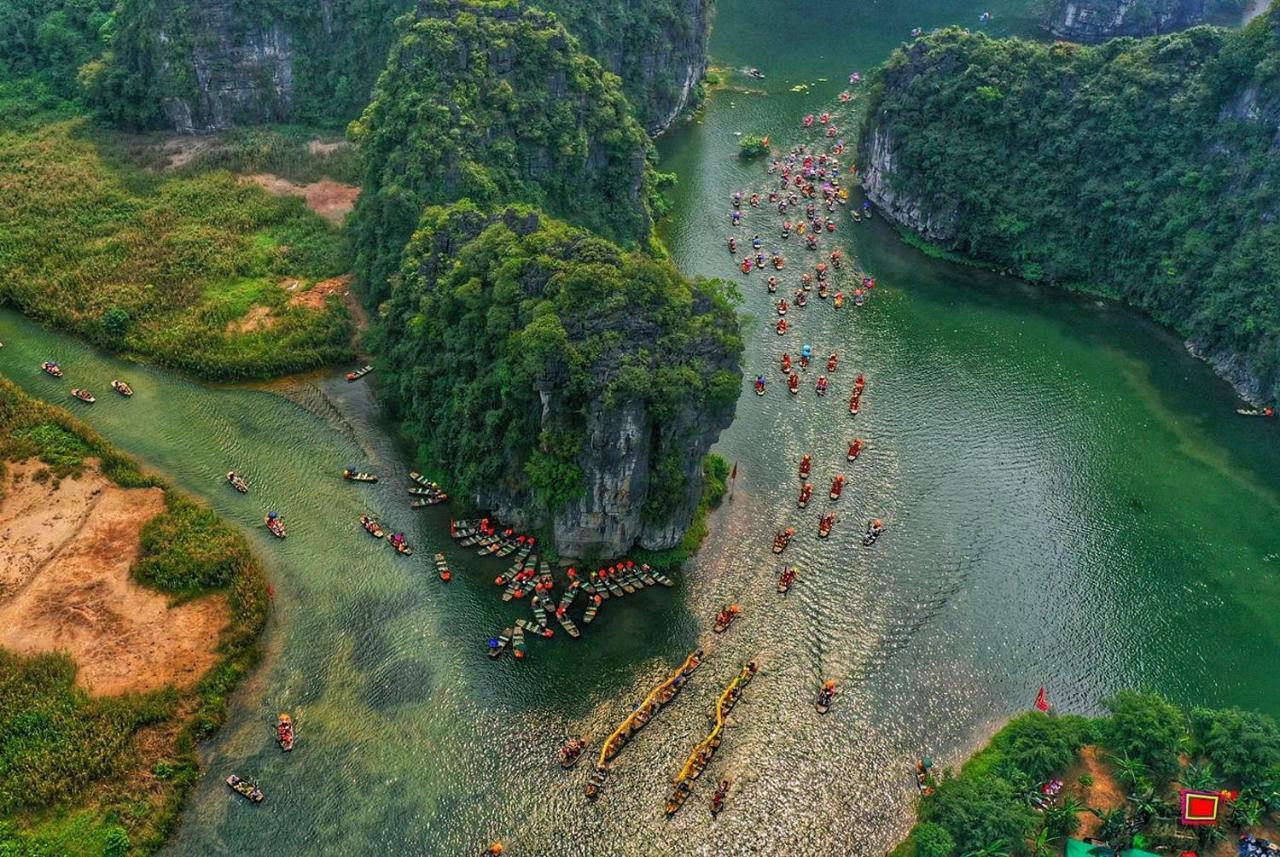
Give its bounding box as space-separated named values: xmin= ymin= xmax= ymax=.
xmin=777 ymin=566 xmax=797 ymax=594
xmin=637 ymin=565 xmax=657 ymax=586
xmin=408 ymin=471 xmax=433 ymax=487
xmin=531 ymin=596 xmax=549 ymax=630
xmin=649 ymin=567 xmax=676 ymax=587
xmin=389 ymin=535 xmax=413 ymax=556
xmin=345 ymin=364 xmax=373 ymax=382
xmin=227 ymin=774 xmax=264 ymax=803
xmin=70 ymin=388 xmax=95 ymax=403
xmin=264 ymin=513 xmax=286 ymax=538
xmin=584 ymin=765 xmax=608 ymax=801
xmin=616 ymin=569 xmax=637 ymax=594
xmin=344 ymin=469 xmax=378 ymax=483
xmin=488 ymin=627 xmax=512 ymax=658
xmin=604 ymin=575 xmax=625 ymax=598
xmin=359 ymin=514 xmax=385 ymax=539
xmin=554 ymin=604 xmax=581 ymax=638
xmin=434 ymin=552 xmax=452 ymax=582
xmin=227 ymin=471 xmax=249 ymax=493
xmin=41 ymin=361 xmax=63 ymax=377
xmin=277 ymin=713 xmax=295 ymax=751
xmin=583 ymin=595 xmax=601 ymax=623
xmin=111 ymin=379 xmax=133 ymax=397
xmin=512 ymin=623 xmax=527 ymax=660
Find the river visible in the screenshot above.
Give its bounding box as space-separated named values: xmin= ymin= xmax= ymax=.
xmin=2 ymin=1 xmax=1279 ymax=854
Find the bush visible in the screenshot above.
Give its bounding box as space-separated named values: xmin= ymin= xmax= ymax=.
xmin=1189 ymin=707 xmax=1280 ymax=789
xmin=913 ymin=822 xmax=957 ymax=857
xmin=738 ymin=134 xmax=770 ymax=158
xmin=992 ymin=712 xmax=1093 ymax=782
xmin=133 ymin=493 xmax=252 ymax=594
xmin=920 ymin=771 xmax=1035 ymax=857
xmin=1104 ymin=691 xmax=1187 ymax=785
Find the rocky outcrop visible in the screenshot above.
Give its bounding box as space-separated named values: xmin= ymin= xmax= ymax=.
xmin=95 ymin=0 xmax=712 ymax=134
xmin=378 ymin=203 xmax=742 ymax=559
xmin=1047 ymin=0 xmax=1236 ymax=42
xmin=860 ymin=125 xmax=959 ymax=243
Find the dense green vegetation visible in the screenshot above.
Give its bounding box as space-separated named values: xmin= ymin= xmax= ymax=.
xmin=861 ymin=9 xmax=1280 ymax=401
xmin=374 ymin=202 xmax=740 ymax=534
xmin=0 ymin=115 xmax=353 ymax=379
xmin=0 ymin=0 xmax=114 ymax=100
xmin=350 ymin=0 xmax=656 ymax=305
xmin=894 ymin=692 xmax=1280 ymax=857
xmin=0 ymin=377 xmax=269 ymax=854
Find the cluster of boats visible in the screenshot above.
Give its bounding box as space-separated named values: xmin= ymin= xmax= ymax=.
xmin=408 ymin=471 xmax=448 ymax=507
xmin=664 ymin=661 xmax=758 ymax=816
xmin=584 ymin=650 xmax=703 ymax=800
xmin=39 ymin=361 xmax=133 ymax=403
xmin=227 ymin=711 xmax=296 ymax=804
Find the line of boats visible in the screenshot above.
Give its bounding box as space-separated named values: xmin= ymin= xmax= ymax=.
xmin=664 ymin=661 xmax=758 ymax=816
xmin=39 ymin=361 xmax=133 ymax=402
xmin=584 ymin=650 xmax=704 ymax=800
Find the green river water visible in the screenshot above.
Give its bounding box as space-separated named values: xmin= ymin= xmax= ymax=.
xmin=2 ymin=1 xmax=1279 ymax=854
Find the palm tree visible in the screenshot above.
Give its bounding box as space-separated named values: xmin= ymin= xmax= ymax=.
xmin=1180 ymin=761 xmax=1216 ymax=792
xmin=1046 ymin=795 xmax=1084 ymax=838
xmin=1129 ymin=787 xmax=1171 ymax=824
xmin=1232 ymin=798 xmax=1264 ymax=830
xmin=1092 ymin=808 xmax=1131 ymax=849
xmin=1030 ymin=827 xmax=1056 ymax=857
xmin=962 ymin=839 xmax=1011 ymax=857
xmin=1111 ymin=752 xmax=1149 ymax=789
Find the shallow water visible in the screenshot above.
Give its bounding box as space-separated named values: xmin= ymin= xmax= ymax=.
xmin=1 ymin=1 xmax=1278 ymax=854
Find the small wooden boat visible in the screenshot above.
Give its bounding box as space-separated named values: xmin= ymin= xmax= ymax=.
xmin=226 ymin=774 xmax=264 ymax=802
xmin=818 ymin=513 xmax=835 ymax=538
xmin=637 ymin=565 xmax=657 ymax=586
xmin=799 ymin=456 xmax=811 ymax=479
xmin=771 ymin=527 xmax=795 ymax=554
xmin=798 ymin=483 xmax=813 ymax=508
xmin=227 ymin=472 xmax=249 ymax=493
xmin=343 ymin=469 xmax=378 ymax=483
xmin=603 ymin=575 xmax=625 ymax=598
xmin=359 ymin=514 xmax=385 ymax=539
xmin=277 ymin=713 xmax=295 ymax=751
xmin=616 ymin=569 xmax=637 ymax=594
xmin=816 ymin=681 xmax=836 ymax=714
xmin=488 ymin=627 xmax=512 ymax=658
xmin=863 ymin=520 xmax=884 ymax=547
xmin=408 ymin=471 xmax=434 ymax=486
xmin=746 ymin=67 xmax=764 ymax=79
xmin=710 ymin=778 xmax=730 ymax=816
xmin=264 ymin=513 xmax=286 ymax=538
xmin=830 ymin=475 xmax=845 ymax=501
xmin=388 ymin=534 xmax=413 ymax=556
xmin=583 ymin=595 xmax=602 ymax=624
xmin=852 ymin=209 xmax=863 ymax=223
xmin=1237 ymin=407 xmax=1274 ymax=417
xmin=110 ymin=379 xmax=133 ymax=397
xmin=345 ymin=364 xmax=373 ymax=382
xmin=585 ymin=765 xmax=608 ymax=801
xmin=712 ymin=605 xmax=741 ymax=634
xmin=511 ymin=623 xmax=527 ymax=660
xmin=649 ymin=567 xmax=676 ymax=587
xmin=531 ymin=595 xmax=549 ymax=630
xmin=847 ymin=439 xmax=864 ymax=461
xmin=41 ymin=361 xmax=63 ymax=378
xmin=849 ymin=395 xmax=861 ymax=415
xmin=70 ymin=388 xmax=95 ymax=403
xmin=406 ymin=486 xmax=436 ymax=497
xmin=560 ymin=737 xmax=588 ymax=769
xmin=434 ymin=552 xmax=451 ymax=582
xmin=777 ymin=566 xmax=797 ymax=594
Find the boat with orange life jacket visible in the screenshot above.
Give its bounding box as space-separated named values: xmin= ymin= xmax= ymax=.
xmin=849 ymin=394 xmax=861 ymax=415
xmin=712 ymin=605 xmax=741 ymax=633
xmin=41 ymin=361 xmax=63 ymax=377
xmin=829 ymin=475 xmax=845 ymax=501
xmin=827 ymin=353 xmax=838 ymax=373
xmin=359 ymin=514 xmax=385 ymax=538
xmin=799 ymin=454 xmax=811 ymax=479
xmin=777 ymin=299 xmax=788 ymax=316
xmin=388 ymin=532 xmax=413 ymax=556
xmin=798 ymin=482 xmax=813 ymax=508
xmin=854 ymin=373 xmax=866 ymax=394
xmin=434 ymin=552 xmax=452 ymax=582
xmin=863 ymin=518 xmax=885 ymax=546
xmin=777 ymin=565 xmax=797 ymax=594
xmin=847 ymin=439 xmax=864 ymax=461
xmin=818 ymin=513 xmax=835 ymax=538
xmin=346 ymin=364 xmax=374 ymax=382
xmin=816 ymin=375 xmax=828 ymax=396
xmin=816 ymin=679 xmax=837 ymax=714
xmin=781 ymin=353 xmax=792 ymax=374
xmin=277 ymin=713 xmax=295 ymax=751
xmin=771 ymin=527 xmax=795 ymax=554
xmin=776 ymin=318 xmax=788 ymax=335
xmin=833 ymin=291 xmax=844 ymax=309
xmin=789 ymin=373 xmax=800 ymax=394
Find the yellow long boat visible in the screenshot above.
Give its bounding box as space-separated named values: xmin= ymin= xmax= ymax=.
xmin=584 ymin=650 xmax=703 ymax=801
xmin=664 ymin=661 xmax=758 ymax=816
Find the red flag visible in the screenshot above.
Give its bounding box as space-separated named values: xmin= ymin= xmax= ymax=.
xmin=1034 ymin=687 xmax=1050 ymax=713
xmin=730 ymin=462 xmax=738 ymax=480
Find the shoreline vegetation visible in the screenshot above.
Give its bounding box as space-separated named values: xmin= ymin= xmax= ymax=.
xmin=894 ymin=692 xmax=1280 ymax=857
xmin=0 ymin=377 xmax=269 ymax=855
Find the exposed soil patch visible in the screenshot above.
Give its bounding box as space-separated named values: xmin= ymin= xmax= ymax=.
xmin=1067 ymin=745 xmax=1128 ymax=838
xmin=289 ymin=274 xmax=354 ymax=310
xmin=0 ymin=461 xmax=229 ymax=696
xmin=160 ymin=135 xmax=217 ymax=170
xmin=308 ymin=138 xmax=352 ymax=157
xmin=226 ymin=303 xmax=276 ymax=334
xmin=246 ymin=173 xmax=360 ymax=224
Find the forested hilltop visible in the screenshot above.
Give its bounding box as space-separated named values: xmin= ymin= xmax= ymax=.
xmin=349 ymin=0 xmax=658 ymax=306
xmin=75 ymin=0 xmax=709 ymax=133
xmin=860 ymin=7 xmax=1280 ymax=403
xmin=375 ymin=202 xmax=742 ymax=559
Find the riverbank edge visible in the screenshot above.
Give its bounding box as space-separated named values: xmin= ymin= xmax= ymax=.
xmin=884 ymin=223 xmax=1270 ymax=407
xmin=0 ymin=375 xmax=270 ymax=854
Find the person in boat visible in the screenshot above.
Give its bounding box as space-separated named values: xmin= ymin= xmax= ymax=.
xmin=781 ymin=353 xmax=792 ymax=373
xmin=754 ymin=375 xmax=766 ymax=395
xmin=827 ymin=352 xmax=838 ymax=372
xmin=796 ymin=290 xmax=808 ymax=307
xmin=801 ymin=343 xmax=812 ymax=363
xmin=727 ymin=236 xmax=737 ymax=254
xmin=818 ymin=679 xmax=837 ymax=707
xmin=741 ymin=258 xmax=752 ymax=274
xmin=732 ymin=192 xmax=742 ymax=209
xmin=798 ymin=482 xmax=812 ymax=503
xmin=854 ymin=373 xmax=865 ymax=393
xmin=777 ymin=298 xmax=788 ymax=316
xmin=772 ymin=255 xmax=785 ymax=270
xmin=749 ymin=193 xmax=760 ymax=207
xmin=788 ymin=373 xmax=800 ymax=393
xmin=767 ymin=276 xmax=779 ymax=293
xmin=776 ymin=318 xmax=788 ymax=335
xmin=752 ymin=235 xmax=762 ymax=251
xmin=781 ymin=221 xmax=791 ymax=237
xmin=806 ymin=234 xmax=818 ymax=250
xmin=816 ymin=375 xmax=828 ymax=394
xmin=799 ymin=454 xmax=812 ymax=476
xmin=801 ymin=272 xmax=813 ymax=289
xmin=848 ymin=438 xmax=863 ymax=459
xmin=755 ymin=252 xmax=765 ymax=268
xmin=731 ymin=210 xmax=741 ymax=226
xmin=833 ymin=291 xmax=844 ymax=309
xmin=803 ymin=114 xmax=814 ymax=127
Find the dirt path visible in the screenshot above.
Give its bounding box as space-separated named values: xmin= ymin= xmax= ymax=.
xmin=1069 ymin=745 xmax=1128 ymax=838
xmin=0 ymin=461 xmax=229 ymax=696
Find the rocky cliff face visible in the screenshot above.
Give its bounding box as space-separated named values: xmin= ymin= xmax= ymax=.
xmin=378 ymin=203 xmax=742 ymax=560
xmin=860 ymin=124 xmax=959 ymax=243
xmin=1047 ymin=0 xmax=1236 ymax=41
xmin=96 ymin=0 xmax=711 ymax=134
